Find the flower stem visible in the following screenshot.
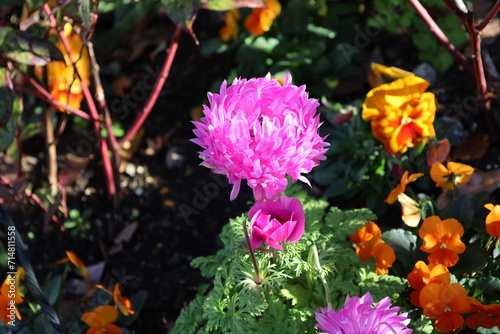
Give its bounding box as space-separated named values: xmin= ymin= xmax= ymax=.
xmin=44 ymin=108 xmax=58 ymax=196
xmin=243 ymin=220 xmax=262 ymax=285
xmin=312 ymin=244 xmax=331 ymax=306
xmin=119 ymin=24 xmax=182 ymax=147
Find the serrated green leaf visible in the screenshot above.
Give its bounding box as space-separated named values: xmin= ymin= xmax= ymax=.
xmin=0 ymin=27 xmax=64 ymax=65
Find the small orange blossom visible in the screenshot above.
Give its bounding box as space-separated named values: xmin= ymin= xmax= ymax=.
xmin=484 ymin=203 xmax=500 ymax=239
xmin=219 ymin=9 xmax=240 ymax=41
xmin=419 ymin=216 xmax=466 ymax=267
xmin=407 ymin=261 xmax=450 ymax=307
xmin=244 ymin=0 xmax=281 ymax=36
xmin=97 ymin=283 xmax=135 ymax=316
xmin=58 ymin=250 xmax=89 ymax=277
xmin=430 ymin=161 xmax=474 ymax=190
xmin=385 ymin=170 xmax=423 ymax=204
xmin=81 ymin=305 xmax=122 ymax=334
xmin=419 ymin=282 xmax=475 ymax=333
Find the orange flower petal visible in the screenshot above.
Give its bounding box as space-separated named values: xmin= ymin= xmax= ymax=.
xmin=65 ymin=251 xmax=89 ymax=277
xmin=435 ymin=311 xmax=465 ymax=333
xmin=485 ymin=204 xmax=500 ymax=238
xmin=114 ymin=284 xmax=135 ymax=316
xmin=398 ymin=193 xmax=421 ymax=227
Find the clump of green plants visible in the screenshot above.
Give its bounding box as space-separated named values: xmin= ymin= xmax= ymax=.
xmin=171 ymin=187 xmax=410 ymax=334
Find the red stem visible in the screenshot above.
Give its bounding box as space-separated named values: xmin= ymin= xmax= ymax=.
xmin=476 ymin=0 xmax=500 ymax=32
xmin=464 ymin=14 xmax=492 ymax=125
xmin=407 ymin=0 xmax=474 ymax=76
xmin=119 ymin=25 xmax=182 ymax=147
xmin=45 ymin=5 xmax=117 ymax=196
xmin=18 ymin=74 xmax=92 ymax=120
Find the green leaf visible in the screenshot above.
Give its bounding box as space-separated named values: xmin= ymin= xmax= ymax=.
xmin=162 ymin=0 xmax=200 ymax=40
xmin=382 ymin=228 xmax=419 ymax=271
xmin=0 ymin=67 xmax=14 ymax=131
xmin=41 ymin=273 xmax=62 ymax=306
xmin=202 ymin=0 xmax=265 ymax=10
xmin=440 ymin=194 xmax=474 ymax=231
xmin=0 ymin=27 xmax=64 ymax=65
xmin=0 ymin=94 xmax=21 ymax=151
xmin=78 ymin=0 xmax=92 ymax=36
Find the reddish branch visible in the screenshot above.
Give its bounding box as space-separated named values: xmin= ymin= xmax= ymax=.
xmin=476 ymin=0 xmax=500 ymax=32
xmin=408 ymin=0 xmax=497 ymax=133
xmin=43 ymin=4 xmax=117 ymax=196
xmin=119 ymin=25 xmax=182 ymax=146
xmin=407 ymin=0 xmax=474 ymax=76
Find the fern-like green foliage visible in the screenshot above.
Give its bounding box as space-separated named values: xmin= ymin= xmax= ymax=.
xmin=171 ymin=187 xmax=410 ymax=334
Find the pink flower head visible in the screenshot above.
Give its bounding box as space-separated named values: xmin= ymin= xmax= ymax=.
xmin=249 ymin=196 xmax=305 ymax=250
xmin=315 ymin=292 xmax=412 ymax=334
xmin=191 ymin=73 xmax=329 ymax=201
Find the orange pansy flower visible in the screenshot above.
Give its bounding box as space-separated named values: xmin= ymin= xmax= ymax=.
xmin=219 ymin=9 xmax=240 ymax=42
xmin=430 ymin=161 xmax=474 ymax=190
xmin=419 ymin=216 xmax=466 ymax=267
xmin=81 ymin=305 xmax=122 ymax=334
xmin=368 ymin=62 xmax=415 ymax=88
xmin=362 ymin=76 xmax=436 ymax=155
xmin=484 ymin=203 xmax=500 ymax=238
xmin=407 ymin=261 xmax=450 ymax=307
xmin=350 ymin=221 xmax=395 ymax=275
xmin=466 ymin=302 xmax=500 ymax=330
xmin=372 ymin=243 xmax=396 ymax=275
xmin=58 ymin=250 xmax=89 ymax=277
xmin=385 ymin=170 xmax=423 ymax=204
xmin=244 ymin=0 xmax=281 ymax=36
xmin=46 ymin=23 xmax=90 ymax=112
xmin=0 ymin=273 xmax=24 ymax=324
xmin=420 ymin=283 xmax=473 ymax=333
xmin=97 ymin=283 xmax=135 ymax=316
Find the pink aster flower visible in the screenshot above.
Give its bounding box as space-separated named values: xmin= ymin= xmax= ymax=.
xmin=249 ymin=196 xmax=305 ymax=250
xmin=191 ymin=73 xmax=329 ymax=201
xmin=315 ymin=292 xmax=412 ymax=334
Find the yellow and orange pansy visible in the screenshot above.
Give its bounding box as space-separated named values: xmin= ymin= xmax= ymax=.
xmin=362 ymin=76 xmax=436 ymax=155
xmin=46 ymin=23 xmax=90 ymax=112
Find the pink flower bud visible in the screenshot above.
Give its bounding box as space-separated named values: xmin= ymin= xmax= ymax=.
xmin=249 ymin=196 xmax=305 ymax=250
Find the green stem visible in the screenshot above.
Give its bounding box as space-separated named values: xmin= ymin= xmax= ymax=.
xmin=243 ymin=220 xmax=262 ymax=285
xmin=312 ymin=245 xmax=330 ymax=306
